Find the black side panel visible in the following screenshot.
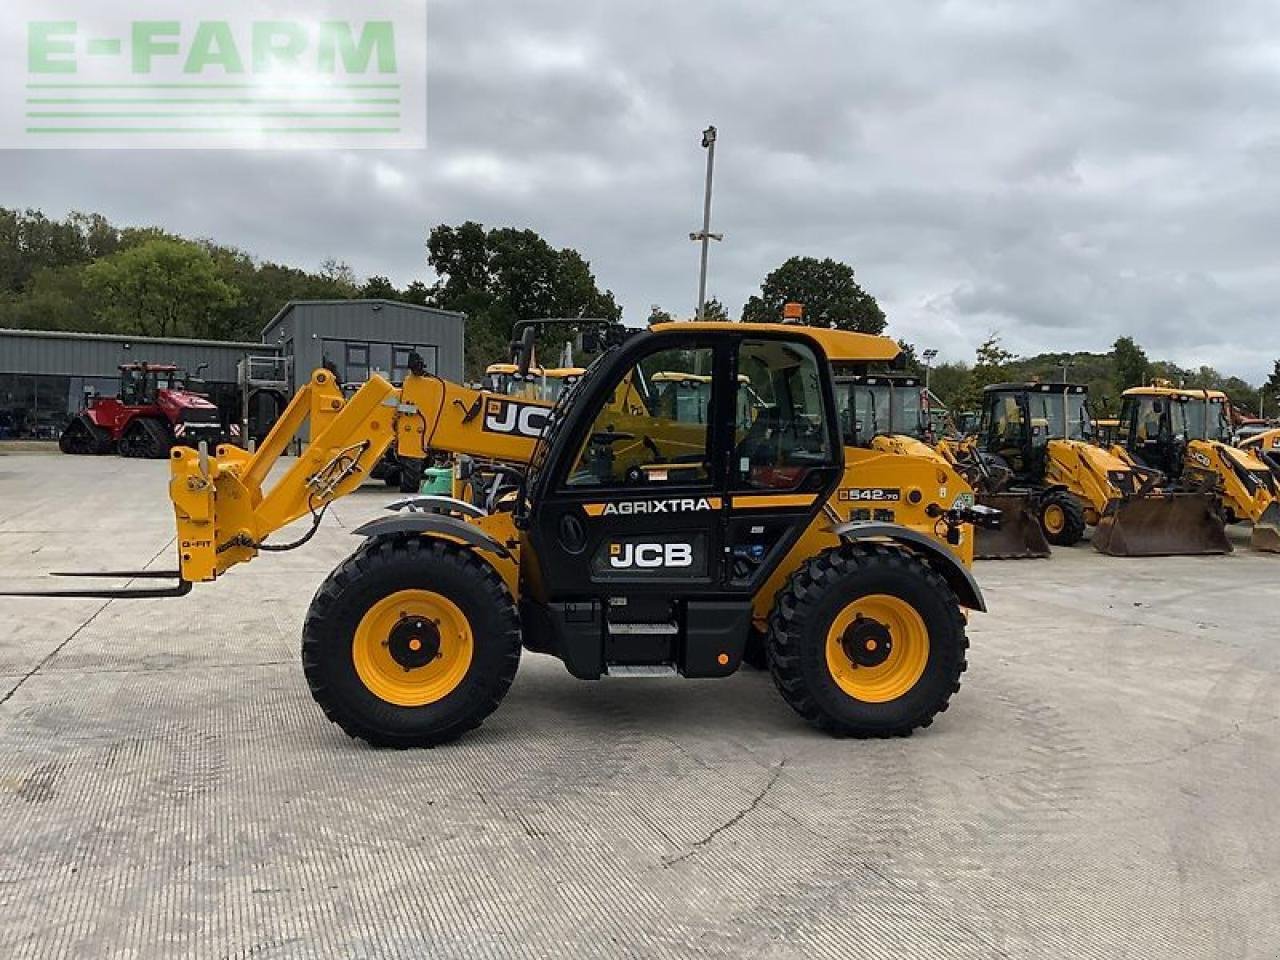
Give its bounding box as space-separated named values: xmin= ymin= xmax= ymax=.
xmin=681 ymin=600 xmax=752 ymax=677
xmin=831 ymin=521 xmax=986 ymax=613
xmin=546 ymin=600 xmax=605 ymax=679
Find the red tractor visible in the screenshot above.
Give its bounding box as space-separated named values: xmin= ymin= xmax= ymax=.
xmin=59 ymin=363 xmax=227 ymax=459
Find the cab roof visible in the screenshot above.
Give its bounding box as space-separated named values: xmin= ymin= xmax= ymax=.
xmin=648 ymin=322 xmax=901 ymax=363
xmin=833 ymin=373 xmax=921 ymax=387
xmin=983 ymin=381 xmax=1088 ymax=395
xmin=1123 ymin=386 xmax=1228 ymax=401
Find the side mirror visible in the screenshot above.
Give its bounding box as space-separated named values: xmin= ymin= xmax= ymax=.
xmin=513 ymin=326 xmax=537 ymax=377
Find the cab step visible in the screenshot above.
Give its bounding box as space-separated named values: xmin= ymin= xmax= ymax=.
xmin=605 ymin=664 xmax=679 ymax=678
xmin=606 ymin=621 xmax=679 ymax=635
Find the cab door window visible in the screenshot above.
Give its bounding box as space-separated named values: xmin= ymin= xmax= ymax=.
xmin=564 ymin=346 xmax=715 ymax=488
xmin=732 ymin=339 xmax=835 ymax=490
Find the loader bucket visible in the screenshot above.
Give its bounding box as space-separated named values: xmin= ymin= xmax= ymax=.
xmin=1092 ymin=494 xmax=1232 ymax=557
xmin=973 ymin=492 xmax=1052 ymax=560
xmin=1248 ymin=501 xmax=1280 ymax=553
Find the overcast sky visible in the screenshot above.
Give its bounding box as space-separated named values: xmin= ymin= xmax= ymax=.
xmin=3 ymin=0 xmax=1279 ymax=382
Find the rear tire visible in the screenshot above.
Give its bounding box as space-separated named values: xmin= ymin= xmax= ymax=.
xmin=398 ymin=456 xmax=425 ymax=494
xmin=302 ymin=537 xmax=521 ymax=747
xmin=767 ymin=544 xmax=968 ymax=738
xmin=1039 ymin=490 xmax=1086 ymax=546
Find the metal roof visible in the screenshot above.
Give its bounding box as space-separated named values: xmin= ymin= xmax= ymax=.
xmin=0 ymin=327 xmax=276 ymax=352
xmin=261 ymin=299 xmax=465 ymax=338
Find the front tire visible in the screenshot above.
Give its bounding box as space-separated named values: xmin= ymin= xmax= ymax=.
xmin=1038 ymin=490 xmax=1086 ymax=546
xmin=767 ymin=544 xmax=968 ymax=738
xmin=302 ymin=537 xmax=521 ymax=747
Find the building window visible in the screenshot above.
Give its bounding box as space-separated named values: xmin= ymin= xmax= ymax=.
xmin=392 ymin=345 xmax=438 ymax=382
xmin=345 ymin=343 xmax=370 ymax=384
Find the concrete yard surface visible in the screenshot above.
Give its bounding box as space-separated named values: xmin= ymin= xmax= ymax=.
xmin=1 ymin=452 xmax=1278 ymax=958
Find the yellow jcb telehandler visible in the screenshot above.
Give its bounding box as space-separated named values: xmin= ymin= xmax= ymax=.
xmin=1114 ymin=387 xmax=1280 ymax=552
xmin=953 ymin=382 xmax=1231 ymax=556
xmin=6 ymin=322 xmax=999 ymax=746
xmin=837 ymin=373 xmax=1051 ymax=560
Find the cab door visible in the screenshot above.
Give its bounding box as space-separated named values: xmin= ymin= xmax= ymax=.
xmin=526 ymin=334 xmax=729 ymax=628
xmin=720 ymin=336 xmax=843 ymax=593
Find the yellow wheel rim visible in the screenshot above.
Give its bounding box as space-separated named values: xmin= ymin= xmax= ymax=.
xmin=824 ymin=595 xmax=929 ymax=703
xmin=1043 ymin=503 xmax=1066 ymax=535
xmin=352 ymin=589 xmax=474 ymax=707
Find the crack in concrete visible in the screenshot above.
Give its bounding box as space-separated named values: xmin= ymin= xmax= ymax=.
xmin=662 ymin=759 xmax=786 ymax=868
xmin=0 ymin=536 xmax=174 ymax=707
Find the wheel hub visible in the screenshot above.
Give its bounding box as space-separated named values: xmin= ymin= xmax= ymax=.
xmin=840 ymin=615 xmax=892 ymax=668
xmin=385 ymin=615 xmax=441 ymax=671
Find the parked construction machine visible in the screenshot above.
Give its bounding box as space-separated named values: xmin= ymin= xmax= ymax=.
xmin=58 ymin=362 xmax=226 ymax=458
xmin=9 ymin=323 xmax=999 ymax=746
xmin=1114 ymin=387 xmax=1280 ymax=552
xmin=953 ymin=382 xmax=1231 ymax=556
xmin=836 ymin=373 xmax=1051 ymax=560
xmin=1239 ymin=427 xmax=1280 ymax=479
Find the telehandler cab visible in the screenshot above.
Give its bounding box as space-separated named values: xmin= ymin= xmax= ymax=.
xmin=837 ymin=373 xmax=1051 ymax=560
xmin=7 ymin=322 xmax=997 ymax=747
xmin=963 ymin=382 xmax=1231 ymax=556
xmin=1115 ymin=387 xmax=1280 ymax=552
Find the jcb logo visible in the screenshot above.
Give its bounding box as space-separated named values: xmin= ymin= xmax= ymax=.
xmin=483 ymin=400 xmax=549 ymax=438
xmin=1191 ymin=451 xmax=1212 ymax=468
xmin=609 ymin=542 xmax=694 ymax=569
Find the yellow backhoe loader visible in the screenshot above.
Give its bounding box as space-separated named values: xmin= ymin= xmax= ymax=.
xmin=836 ymin=373 xmax=1050 ymax=560
xmin=950 ymin=382 xmax=1230 ymax=556
xmin=1114 ymin=387 xmax=1279 ymax=552
xmin=1239 ymin=427 xmax=1280 ymax=479
xmin=6 ymin=322 xmax=999 ymax=747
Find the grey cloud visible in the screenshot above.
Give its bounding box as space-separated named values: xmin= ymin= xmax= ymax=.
xmin=2 ymin=0 xmax=1278 ymax=379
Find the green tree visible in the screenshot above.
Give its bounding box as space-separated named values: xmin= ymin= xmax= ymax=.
xmin=1263 ymin=360 xmax=1280 ymax=417
xmin=896 ymin=340 xmax=923 ymax=376
xmin=965 ymin=334 xmax=1016 ymax=406
xmin=318 ymin=257 xmax=358 ymax=293
xmin=741 ymin=256 xmax=885 ymax=333
xmin=402 ymin=280 xmax=431 ymax=306
xmin=360 ymin=275 xmax=398 ymax=300
xmin=426 ymin=221 xmax=621 ymax=378
xmin=701 ymin=297 xmax=730 ymax=321
xmin=647 ymin=305 xmax=674 ymax=325
xmin=1111 ymin=336 xmax=1151 ymax=390
xmin=83 ymin=238 xmax=239 ymax=339
xmin=929 ymin=362 xmax=972 ymax=414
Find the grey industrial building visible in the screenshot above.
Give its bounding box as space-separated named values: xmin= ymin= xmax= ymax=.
xmin=0 ymin=300 xmax=466 ymax=441
xmin=261 ymin=300 xmax=464 ymax=390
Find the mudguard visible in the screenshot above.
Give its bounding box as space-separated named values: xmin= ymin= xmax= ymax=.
xmin=352 ymin=513 xmax=511 ymax=558
xmin=831 ymin=521 xmax=986 ymax=612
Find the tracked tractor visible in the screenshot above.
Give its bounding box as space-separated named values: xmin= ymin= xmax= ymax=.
xmin=837 ymin=373 xmax=1050 ymax=560
xmin=1115 ymin=387 xmax=1280 ymax=552
xmin=963 ymin=382 xmax=1230 ymax=556
xmin=58 ymin=362 xmax=226 ymax=458
xmin=8 ymin=323 xmax=999 ymax=746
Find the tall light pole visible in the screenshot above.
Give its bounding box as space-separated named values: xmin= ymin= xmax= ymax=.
xmin=1061 ymin=358 xmax=1074 ymax=383
xmin=921 ymin=348 xmax=939 ymax=442
xmin=922 ymin=348 xmax=939 ymax=394
xmin=689 ymin=125 xmax=723 ymax=320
